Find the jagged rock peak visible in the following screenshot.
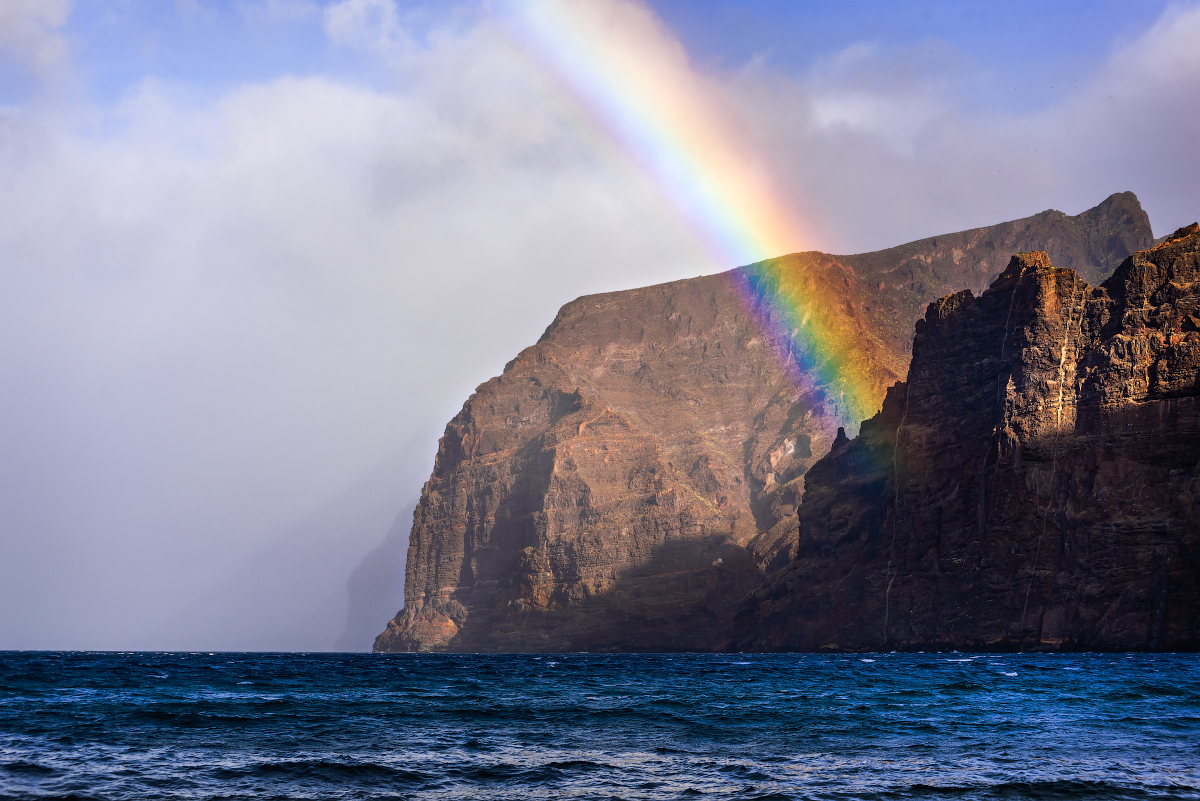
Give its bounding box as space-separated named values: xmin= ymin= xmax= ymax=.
xmin=999 ymin=249 xmax=1054 ymax=277
xmin=1156 ymin=222 xmax=1200 ymax=248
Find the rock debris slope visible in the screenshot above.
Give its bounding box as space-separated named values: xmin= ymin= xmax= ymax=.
xmin=734 ymin=224 xmax=1200 ymax=651
xmin=375 ymin=193 xmax=1158 ymax=652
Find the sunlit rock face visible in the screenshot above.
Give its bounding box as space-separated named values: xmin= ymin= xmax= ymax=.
xmin=374 ymin=194 xmax=1159 ymax=652
xmin=735 ymin=225 xmax=1200 ymax=652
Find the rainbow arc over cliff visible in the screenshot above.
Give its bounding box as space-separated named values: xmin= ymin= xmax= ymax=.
xmin=509 ymin=0 xmax=885 ymax=427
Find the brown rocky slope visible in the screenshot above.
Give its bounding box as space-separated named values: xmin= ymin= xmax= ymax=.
xmin=374 ymin=194 xmax=1157 ymax=652
xmin=733 ymin=224 xmax=1200 ymax=651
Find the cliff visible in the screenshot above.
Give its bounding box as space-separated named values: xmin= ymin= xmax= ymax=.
xmin=375 ymin=193 xmax=1157 ymax=652
xmin=734 ymin=224 xmax=1200 ymax=651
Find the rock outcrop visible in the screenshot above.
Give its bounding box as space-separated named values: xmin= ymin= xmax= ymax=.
xmin=734 ymin=224 xmax=1200 ymax=651
xmin=375 ymin=194 xmax=1158 ymax=652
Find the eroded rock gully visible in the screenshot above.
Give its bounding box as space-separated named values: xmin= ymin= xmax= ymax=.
xmin=373 ymin=194 xmax=1189 ymax=652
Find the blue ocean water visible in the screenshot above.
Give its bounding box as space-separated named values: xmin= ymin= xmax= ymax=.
xmin=1 ymin=652 xmax=1197 ymax=800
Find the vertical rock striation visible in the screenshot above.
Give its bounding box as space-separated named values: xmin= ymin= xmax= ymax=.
xmin=735 ymin=224 xmax=1200 ymax=651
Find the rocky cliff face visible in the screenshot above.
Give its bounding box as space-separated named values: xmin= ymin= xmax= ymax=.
xmin=374 ymin=194 xmax=1157 ymax=652
xmin=374 ymin=275 xmax=826 ymax=652
xmin=734 ymin=224 xmax=1200 ymax=651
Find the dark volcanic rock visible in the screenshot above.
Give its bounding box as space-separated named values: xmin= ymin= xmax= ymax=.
xmin=734 ymin=225 xmax=1200 ymax=652
xmin=374 ymin=195 xmax=1158 ymax=653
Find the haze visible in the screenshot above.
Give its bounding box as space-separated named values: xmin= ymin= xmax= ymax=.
xmin=0 ymin=0 xmax=1196 ymax=651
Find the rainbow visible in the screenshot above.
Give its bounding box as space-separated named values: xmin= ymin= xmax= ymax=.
xmin=506 ymin=0 xmax=887 ymax=429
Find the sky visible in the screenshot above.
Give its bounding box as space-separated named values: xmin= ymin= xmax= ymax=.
xmin=0 ymin=0 xmax=1196 ymax=651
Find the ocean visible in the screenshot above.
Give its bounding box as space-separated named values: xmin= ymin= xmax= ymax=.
xmin=1 ymin=651 xmax=1197 ymax=800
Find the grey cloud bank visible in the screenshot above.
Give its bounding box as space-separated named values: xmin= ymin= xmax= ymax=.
xmin=0 ymin=0 xmax=1196 ymax=650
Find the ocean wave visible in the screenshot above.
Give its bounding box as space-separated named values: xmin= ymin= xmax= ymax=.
xmin=1 ymin=652 xmax=1197 ymax=801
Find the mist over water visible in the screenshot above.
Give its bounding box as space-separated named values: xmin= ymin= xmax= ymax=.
xmin=336 ymin=500 xmax=415 ymax=652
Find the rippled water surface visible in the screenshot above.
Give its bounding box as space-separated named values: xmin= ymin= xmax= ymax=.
xmin=1 ymin=652 xmax=1198 ymax=799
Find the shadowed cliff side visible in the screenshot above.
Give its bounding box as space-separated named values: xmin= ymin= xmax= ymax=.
xmin=375 ymin=194 xmax=1156 ymax=653
xmin=733 ymin=224 xmax=1200 ymax=652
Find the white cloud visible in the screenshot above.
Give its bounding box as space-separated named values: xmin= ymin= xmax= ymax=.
xmin=238 ymin=0 xmax=321 ymax=25
xmin=720 ymin=2 xmax=1200 ymax=250
xmin=0 ymin=10 xmax=707 ymax=649
xmin=0 ymin=0 xmax=70 ymax=78
xmin=323 ymin=0 xmax=410 ymax=59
